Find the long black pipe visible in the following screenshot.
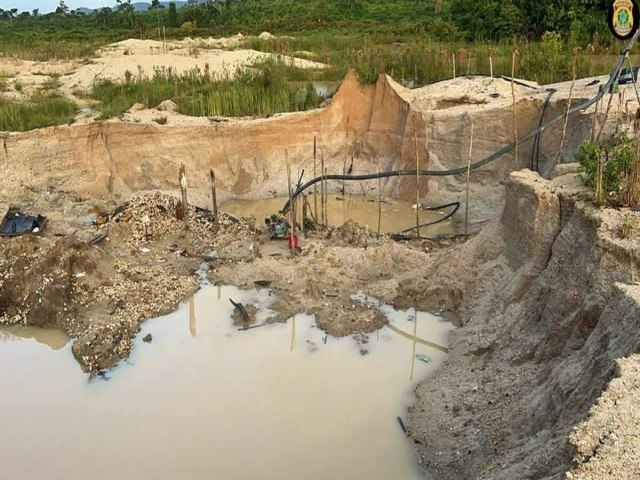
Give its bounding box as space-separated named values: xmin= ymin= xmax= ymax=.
xmin=282 ymin=31 xmax=640 ymax=215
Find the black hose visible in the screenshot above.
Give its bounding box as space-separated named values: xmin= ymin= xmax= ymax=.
xmin=531 ymin=88 xmax=557 ymax=172
xmin=282 ymin=31 xmax=639 ymax=216
xmin=393 ymin=202 xmax=460 ymax=235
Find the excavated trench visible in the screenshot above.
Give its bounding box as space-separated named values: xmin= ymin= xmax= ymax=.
xmin=0 ymin=68 xmax=638 ymax=479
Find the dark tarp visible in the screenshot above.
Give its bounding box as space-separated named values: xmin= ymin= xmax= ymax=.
xmin=0 ymin=212 xmax=46 ymax=236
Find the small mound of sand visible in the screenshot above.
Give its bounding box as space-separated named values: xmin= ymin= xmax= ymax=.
xmin=156 ymin=99 xmax=178 ymax=112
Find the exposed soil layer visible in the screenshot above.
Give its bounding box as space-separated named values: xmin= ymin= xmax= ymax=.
xmin=405 ymin=170 xmax=640 ymax=480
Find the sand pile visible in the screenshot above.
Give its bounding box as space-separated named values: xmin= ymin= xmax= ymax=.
xmin=62 ymin=37 xmax=327 ymax=93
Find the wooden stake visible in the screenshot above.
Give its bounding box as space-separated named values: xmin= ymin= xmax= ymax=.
xmin=285 ymin=151 xmax=295 ymax=250
xmin=511 ymin=51 xmax=519 ymax=166
xmin=410 ymin=309 xmax=418 ymax=381
xmin=320 ymin=149 xmax=326 ymax=227
xmin=179 ymin=163 xmax=188 ymax=226
xmin=209 ymin=169 xmax=218 ymax=221
xmin=414 ymin=132 xmax=421 ymax=239
xmin=489 ymin=53 xmax=493 ymax=78
xmin=302 ymin=194 xmax=308 ymax=236
xmin=342 ymin=156 xmax=347 ymax=196
xmin=465 ymin=122 xmax=475 ymax=238
xmin=377 ymin=158 xmax=382 ymax=237
xmin=591 ymin=93 xmax=600 ymax=143
xmin=627 ymin=56 xmax=640 ymax=106
xmin=324 ymin=166 xmax=329 ymax=227
xmin=313 ymin=136 xmax=318 ymax=221
xmin=452 ymin=52 xmax=456 ymax=79
xmin=559 ymin=56 xmax=577 ymax=155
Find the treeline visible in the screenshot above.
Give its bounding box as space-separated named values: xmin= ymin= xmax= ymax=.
xmin=0 ymin=0 xmax=614 ymax=45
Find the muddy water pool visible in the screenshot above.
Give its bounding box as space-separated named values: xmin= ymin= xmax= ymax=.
xmin=222 ymin=195 xmax=456 ymax=236
xmin=0 ymin=285 xmax=453 ymax=480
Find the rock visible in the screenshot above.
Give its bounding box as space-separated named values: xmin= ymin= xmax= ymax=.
xmin=258 ymin=31 xmax=273 ymax=40
xmin=143 ymin=333 xmax=152 ymax=343
xmin=130 ymin=103 xmax=146 ymax=111
xmin=156 ymin=100 xmax=178 ymax=112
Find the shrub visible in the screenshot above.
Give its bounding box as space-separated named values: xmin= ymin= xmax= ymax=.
xmin=577 ymin=132 xmax=640 ymax=207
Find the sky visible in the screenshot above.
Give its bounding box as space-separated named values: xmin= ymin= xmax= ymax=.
xmin=0 ymin=1 xmax=118 ymax=13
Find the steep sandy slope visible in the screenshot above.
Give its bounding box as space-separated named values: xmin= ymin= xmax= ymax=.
xmin=0 ymin=72 xmax=604 ymax=218
xmin=403 ymin=171 xmax=640 ymax=479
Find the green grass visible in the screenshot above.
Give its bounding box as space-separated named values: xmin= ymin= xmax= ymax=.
xmin=0 ymin=93 xmax=76 ymax=132
xmin=92 ymin=59 xmax=326 ymax=119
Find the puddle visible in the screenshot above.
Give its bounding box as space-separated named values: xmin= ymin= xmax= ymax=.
xmin=222 ymin=195 xmax=455 ymax=236
xmin=0 ymin=286 xmax=453 ymax=480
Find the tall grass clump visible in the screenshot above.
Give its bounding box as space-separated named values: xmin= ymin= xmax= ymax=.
xmin=0 ymin=93 xmax=76 ymax=132
xmin=92 ymin=59 xmax=329 ymax=119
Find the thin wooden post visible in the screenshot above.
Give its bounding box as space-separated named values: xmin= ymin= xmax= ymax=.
xmin=209 ymin=169 xmax=218 ymax=221
xmin=377 ymin=158 xmax=382 ymax=237
xmin=414 ymin=132 xmax=421 ymax=239
xmin=489 ymin=53 xmax=493 ymax=78
xmin=179 ymin=163 xmax=188 ymax=226
xmin=452 ymin=52 xmax=456 ymax=79
xmin=597 ymin=67 xmax=623 ymax=142
xmin=591 ymin=93 xmax=600 ymax=143
xmin=324 ymin=166 xmax=329 ymax=227
xmin=627 ymin=57 xmax=640 ymax=106
xmin=559 ymin=55 xmax=577 ymax=155
xmin=342 ymin=157 xmax=347 ymax=196
xmin=409 ymin=309 xmax=419 ymax=381
xmin=313 ymin=136 xmax=318 ymax=221
xmin=302 ymin=194 xmax=308 ymax=236
xmin=465 ymin=122 xmax=475 ymax=238
xmin=320 ymin=150 xmax=326 ymax=227
xmin=511 ymin=51 xmax=519 ymax=166
xmin=286 ymin=151 xmax=295 ymax=250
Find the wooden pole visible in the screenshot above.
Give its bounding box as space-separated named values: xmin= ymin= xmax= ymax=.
xmin=286 ymin=151 xmax=295 ymax=249
xmin=489 ymin=53 xmax=493 ymax=78
xmin=559 ymin=56 xmax=577 ymax=155
xmin=324 ymin=166 xmax=329 ymax=227
xmin=209 ymin=169 xmax=218 ymax=221
xmin=511 ymin=51 xmax=519 ymax=166
xmin=465 ymin=122 xmax=475 ymax=238
xmin=452 ymin=52 xmax=456 ymax=79
xmin=320 ymin=150 xmax=326 ymax=227
xmin=313 ymin=136 xmax=318 ymax=221
xmin=409 ymin=309 xmax=419 ymax=381
xmin=302 ymin=194 xmax=307 ymax=236
xmin=342 ymin=156 xmax=347 ymax=196
xmin=627 ymin=56 xmax=640 ymax=106
xmin=377 ymin=158 xmax=382 ymax=237
xmin=597 ymin=67 xmax=623 ymax=142
xmin=591 ymin=92 xmax=600 ymax=143
xmin=179 ymin=163 xmax=188 ymax=226
xmin=414 ymin=132 xmax=421 ymax=239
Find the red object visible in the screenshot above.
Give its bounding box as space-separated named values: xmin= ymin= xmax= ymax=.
xmin=288 ymin=234 xmax=299 ymax=249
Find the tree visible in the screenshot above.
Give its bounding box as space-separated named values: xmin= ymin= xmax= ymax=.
xmin=55 ymin=0 xmax=69 ymax=15
xmin=32 ymin=8 xmax=39 ymax=16
xmin=116 ymin=0 xmax=134 ymax=27
xmin=168 ymin=2 xmax=178 ymax=27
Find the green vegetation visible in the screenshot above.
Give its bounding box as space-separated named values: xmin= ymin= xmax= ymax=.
xmin=577 ymin=132 xmax=640 ymax=207
xmin=92 ymin=59 xmax=327 ymax=119
xmin=0 ymin=93 xmax=76 ymax=131
xmin=0 ymin=0 xmax=632 ymax=129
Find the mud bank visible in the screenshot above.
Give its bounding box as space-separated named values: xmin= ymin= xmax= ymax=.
xmin=406 ymin=170 xmax=640 ymax=479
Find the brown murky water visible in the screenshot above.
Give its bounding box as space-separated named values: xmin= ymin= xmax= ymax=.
xmin=0 ymin=285 xmax=453 ymax=480
xmin=222 ymin=195 xmax=456 ymax=236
